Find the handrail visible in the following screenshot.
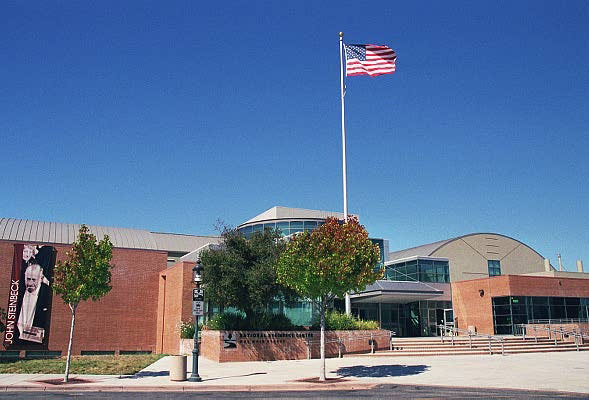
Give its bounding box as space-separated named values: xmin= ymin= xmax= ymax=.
xmin=527 ymin=318 xmax=589 ymax=324
xmin=435 ymin=324 xmax=505 ymax=355
xmin=514 ymin=323 xmax=588 ymax=351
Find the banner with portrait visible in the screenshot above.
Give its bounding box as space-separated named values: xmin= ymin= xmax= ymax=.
xmin=3 ymin=244 xmax=57 ymax=350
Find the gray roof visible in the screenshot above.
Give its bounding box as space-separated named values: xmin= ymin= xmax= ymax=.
xmin=388 ymin=238 xmax=453 ymax=261
xmin=239 ymin=206 xmax=350 ymax=226
xmin=0 ymin=218 xmax=221 ymax=253
xmin=360 ymin=280 xmax=444 ymax=295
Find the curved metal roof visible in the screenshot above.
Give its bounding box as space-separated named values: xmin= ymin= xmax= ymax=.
xmin=0 ymin=218 xmax=221 ymax=253
xmin=388 ymin=232 xmax=547 ymax=263
xmin=239 ymin=206 xmax=349 ymax=227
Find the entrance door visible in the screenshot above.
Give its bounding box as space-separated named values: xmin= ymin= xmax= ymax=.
xmin=443 ymin=309 xmax=454 ymax=333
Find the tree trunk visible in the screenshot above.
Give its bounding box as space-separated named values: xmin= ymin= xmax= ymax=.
xmin=64 ymin=303 xmax=77 ymax=383
xmin=319 ymin=296 xmax=326 ymax=381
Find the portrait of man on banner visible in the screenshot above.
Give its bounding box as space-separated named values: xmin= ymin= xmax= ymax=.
xmin=3 ymin=244 xmax=57 ymax=350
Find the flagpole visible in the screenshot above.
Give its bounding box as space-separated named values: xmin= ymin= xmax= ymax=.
xmin=340 ymin=32 xmax=352 ymax=316
xmin=339 ymin=32 xmax=348 ymax=224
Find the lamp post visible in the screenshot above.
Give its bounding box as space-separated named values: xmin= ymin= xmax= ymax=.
xmin=188 ymin=259 xmax=203 ymax=382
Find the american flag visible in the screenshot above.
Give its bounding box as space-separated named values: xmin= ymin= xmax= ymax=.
xmin=344 ymin=44 xmax=396 ymax=77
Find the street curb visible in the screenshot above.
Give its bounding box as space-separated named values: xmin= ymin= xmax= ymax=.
xmin=3 ymin=383 xmax=380 ymax=392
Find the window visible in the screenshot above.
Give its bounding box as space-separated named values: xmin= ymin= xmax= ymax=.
xmin=488 ymin=260 xmax=501 ymax=276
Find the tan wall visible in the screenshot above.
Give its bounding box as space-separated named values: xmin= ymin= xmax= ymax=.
xmin=431 ymin=234 xmax=546 ymax=282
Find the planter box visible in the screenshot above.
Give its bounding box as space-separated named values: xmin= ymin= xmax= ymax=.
xmin=181 ymin=329 xmax=391 ymax=362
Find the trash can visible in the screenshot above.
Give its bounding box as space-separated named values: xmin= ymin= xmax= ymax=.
xmin=169 ymin=355 xmax=187 ymax=381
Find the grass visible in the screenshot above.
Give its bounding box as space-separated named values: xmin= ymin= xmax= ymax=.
xmin=0 ymin=354 xmax=165 ymax=375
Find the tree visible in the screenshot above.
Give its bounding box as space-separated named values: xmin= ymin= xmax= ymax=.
xmin=201 ymin=226 xmax=296 ymax=323
xmin=277 ymin=216 xmax=382 ymax=381
xmin=53 ymin=225 xmax=114 ymax=383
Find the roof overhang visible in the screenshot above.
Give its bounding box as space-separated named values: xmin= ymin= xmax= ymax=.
xmin=350 ymin=280 xmax=449 ymax=304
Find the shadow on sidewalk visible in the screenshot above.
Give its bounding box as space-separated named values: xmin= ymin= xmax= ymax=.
xmin=336 ymin=364 xmax=429 ymax=378
xmin=120 ymin=371 xmax=170 ymax=379
xmin=203 ymin=372 xmax=267 ymax=381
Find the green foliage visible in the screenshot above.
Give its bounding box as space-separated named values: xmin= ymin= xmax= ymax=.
xmin=247 ymin=311 xmax=296 ymax=331
xmin=179 ymin=320 xmax=195 ymax=339
xmin=312 ymin=310 xmax=379 ymax=331
xmin=277 ymin=216 xmax=383 ymax=304
xmin=200 ymin=227 xmax=297 ymax=318
xmin=205 ymin=311 xmax=248 ymax=331
xmin=204 ymin=311 xmax=296 ymax=331
xmin=53 ymin=225 xmax=114 ymax=308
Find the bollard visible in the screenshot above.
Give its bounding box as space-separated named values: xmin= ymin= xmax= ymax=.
xmin=488 ymin=337 xmax=492 ymax=355
xmin=451 ymin=332 xmax=454 ymax=346
xmin=533 ymin=326 xmax=538 ymax=343
xmin=370 ymin=334 xmax=375 ymax=354
xmin=338 ymin=339 xmax=343 ymax=358
xmin=468 ymin=333 xmax=472 ymax=349
xmin=169 ymin=355 xmax=187 ymax=381
xmin=501 ymin=338 xmax=504 ymax=356
xmin=305 ymin=338 xmax=311 ymax=360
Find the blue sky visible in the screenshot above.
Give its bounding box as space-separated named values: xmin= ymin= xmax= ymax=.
xmin=1 ymin=1 xmax=587 ymax=270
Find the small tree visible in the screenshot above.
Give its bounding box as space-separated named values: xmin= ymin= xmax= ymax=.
xmin=201 ymin=226 xmax=296 ymax=324
xmin=53 ymin=225 xmax=114 ymax=382
xmin=277 ymin=216 xmax=382 ymax=381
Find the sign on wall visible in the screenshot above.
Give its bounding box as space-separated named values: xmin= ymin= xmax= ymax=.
xmin=3 ymin=244 xmax=57 ymax=350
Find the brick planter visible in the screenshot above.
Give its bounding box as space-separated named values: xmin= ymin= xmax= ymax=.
xmin=182 ymin=329 xmax=391 ymax=362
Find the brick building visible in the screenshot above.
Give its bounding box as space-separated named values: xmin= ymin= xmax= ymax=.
xmin=1 ymin=208 xmax=588 ymax=357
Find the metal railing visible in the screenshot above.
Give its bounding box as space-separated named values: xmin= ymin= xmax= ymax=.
xmin=527 ymin=318 xmax=589 ymax=325
xmin=514 ymin=324 xmax=588 ymax=351
xmin=436 ymin=325 xmax=505 ymax=355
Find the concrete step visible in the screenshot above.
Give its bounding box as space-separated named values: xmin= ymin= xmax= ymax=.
xmin=358 ymin=344 xmax=589 ymax=357
xmin=390 ymin=340 xmax=557 ymax=349
xmin=389 ymin=343 xmax=588 ymax=352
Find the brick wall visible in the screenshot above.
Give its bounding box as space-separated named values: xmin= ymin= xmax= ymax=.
xmin=452 ymin=275 xmax=589 ymax=335
xmin=0 ymin=240 xmax=167 ymax=355
xmin=196 ymin=329 xmax=391 ymax=362
xmin=155 ymin=261 xmax=196 ymax=354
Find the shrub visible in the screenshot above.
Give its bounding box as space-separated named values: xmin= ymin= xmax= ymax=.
xmin=312 ymin=310 xmax=379 ymax=331
xmin=179 ymin=320 xmax=195 ymax=339
xmin=203 ymin=311 xmax=296 ymax=331
xmin=248 ymin=312 xmax=295 ymax=331
xmin=205 ymin=312 xmax=248 ymax=331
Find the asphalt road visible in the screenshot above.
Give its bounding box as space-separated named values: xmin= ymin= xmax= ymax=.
xmin=1 ymin=385 xmax=587 ymax=400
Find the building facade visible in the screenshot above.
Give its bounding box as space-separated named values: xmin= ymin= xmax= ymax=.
xmin=1 ymin=207 xmax=588 ymax=357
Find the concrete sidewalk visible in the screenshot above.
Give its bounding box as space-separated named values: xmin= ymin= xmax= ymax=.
xmin=0 ymin=351 xmax=587 ymax=393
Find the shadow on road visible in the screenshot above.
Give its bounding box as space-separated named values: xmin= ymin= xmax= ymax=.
xmin=336 ymin=364 xmax=429 ymax=378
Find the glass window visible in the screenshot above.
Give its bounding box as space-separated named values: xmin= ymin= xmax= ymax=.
xmin=290 ymin=221 xmax=304 ymax=229
xmin=252 ymin=224 xmax=263 ymax=233
xmin=263 ymin=222 xmax=276 ymax=230
xmin=276 ymin=222 xmax=290 ymax=235
xmin=239 ymin=226 xmax=253 ymax=238
xmin=303 ymin=221 xmax=317 ymax=230
xmin=488 ymin=260 xmax=501 ymax=276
